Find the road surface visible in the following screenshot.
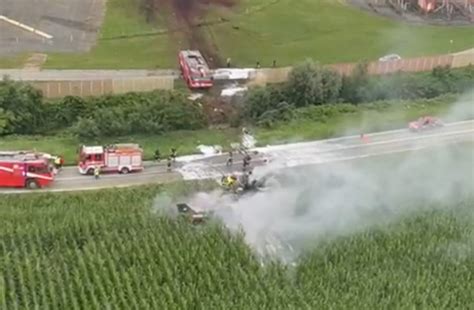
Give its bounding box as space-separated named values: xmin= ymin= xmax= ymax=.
xmin=0 ymin=69 xmax=180 ymax=81
xmin=0 ymin=120 xmax=472 ymax=193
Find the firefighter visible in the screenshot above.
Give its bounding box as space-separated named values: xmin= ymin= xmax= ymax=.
xmin=94 ymin=165 xmax=100 ymax=179
xmin=226 ymin=151 xmax=233 ymax=167
xmin=222 ymin=175 xmax=236 ymax=190
xmin=239 ymin=171 xmax=250 ymax=190
xmin=227 ymin=175 xmax=237 ymax=191
xmin=154 ymin=149 xmax=161 ymax=162
xmin=166 ymin=156 xmax=172 ymax=172
xmin=242 ymin=153 xmax=251 ymax=171
xmin=53 ymin=156 xmax=61 ymax=170
xmin=170 ymin=148 xmax=177 ymax=162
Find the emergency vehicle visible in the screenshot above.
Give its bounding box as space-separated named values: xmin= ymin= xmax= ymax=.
xmin=0 ymin=151 xmax=55 ymax=189
xmin=78 ymin=144 xmax=144 ymax=175
xmin=178 ymin=50 xmax=213 ymax=89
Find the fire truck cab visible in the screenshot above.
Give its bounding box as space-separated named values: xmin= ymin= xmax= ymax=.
xmin=178 ymin=50 xmax=213 ymax=89
xmin=78 ymin=144 xmax=144 ymax=175
xmin=0 ymin=151 xmax=55 ymax=189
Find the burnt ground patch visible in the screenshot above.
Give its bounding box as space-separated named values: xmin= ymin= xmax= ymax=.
xmin=0 ymin=0 xmax=106 ymax=56
xmin=143 ymin=0 xmax=239 ymax=67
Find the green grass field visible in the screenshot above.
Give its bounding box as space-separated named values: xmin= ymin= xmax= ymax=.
xmin=1 ymin=0 xmax=473 ymax=69
xmin=1 ymin=144 xmax=473 ymax=308
xmin=0 ymin=94 xmax=461 ymax=164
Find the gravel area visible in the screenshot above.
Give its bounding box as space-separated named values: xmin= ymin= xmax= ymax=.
xmin=0 ymin=0 xmax=105 ymax=56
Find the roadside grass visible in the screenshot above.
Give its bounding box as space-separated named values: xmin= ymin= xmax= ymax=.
xmin=44 ymin=0 xmax=177 ymax=69
xmin=0 ymin=94 xmax=461 ymax=164
xmin=0 ymin=53 xmax=29 ymax=69
xmin=256 ymin=95 xmax=457 ymax=145
xmin=211 ymin=0 xmax=474 ymax=67
xmin=2 ymin=0 xmax=472 ymax=69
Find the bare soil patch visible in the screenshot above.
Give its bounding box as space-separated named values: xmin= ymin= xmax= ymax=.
xmin=143 ymin=0 xmax=239 ymax=67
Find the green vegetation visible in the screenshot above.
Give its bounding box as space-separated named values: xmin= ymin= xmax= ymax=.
xmin=215 ymin=0 xmax=474 ymax=67
xmin=45 ymin=0 xmax=177 ymax=69
xmin=0 ymin=54 xmax=29 ymax=69
xmin=0 ymin=94 xmax=463 ymax=164
xmin=2 ymin=0 xmax=473 ymax=69
xmin=1 ymin=64 xmax=472 ymax=163
xmin=242 ymin=63 xmax=474 ymax=127
xmin=1 ymin=174 xmax=473 ymax=308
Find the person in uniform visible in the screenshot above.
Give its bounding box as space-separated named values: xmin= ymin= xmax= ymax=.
xmin=170 ymin=148 xmax=177 ymax=162
xmin=167 ymin=157 xmax=172 ymax=172
xmin=94 ymin=165 xmax=100 ymax=179
xmin=226 ymin=151 xmax=233 ymax=167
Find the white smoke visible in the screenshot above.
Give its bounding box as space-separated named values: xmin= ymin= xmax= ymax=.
xmin=178 ymin=93 xmax=474 ymax=263
xmin=210 ymin=141 xmax=473 ymax=263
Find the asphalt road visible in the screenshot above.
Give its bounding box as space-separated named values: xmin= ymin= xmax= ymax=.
xmin=0 ymin=120 xmax=472 ymax=194
xmin=0 ymin=0 xmax=105 ymax=55
xmin=0 ymin=69 xmax=180 ymax=81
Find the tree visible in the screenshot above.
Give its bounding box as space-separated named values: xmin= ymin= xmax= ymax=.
xmin=0 ymin=77 xmax=45 ymax=134
xmin=340 ymin=61 xmax=370 ymax=103
xmin=321 ymin=68 xmax=343 ymax=103
xmin=285 ymin=59 xmax=325 ymax=107
xmin=242 ymin=85 xmax=285 ymax=122
xmin=0 ymin=108 xmax=14 ymax=135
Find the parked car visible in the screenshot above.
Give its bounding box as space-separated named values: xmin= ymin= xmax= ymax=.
xmin=379 ymin=54 xmax=402 ymax=62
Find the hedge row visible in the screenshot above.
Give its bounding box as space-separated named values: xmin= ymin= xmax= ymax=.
xmin=242 ymin=62 xmax=474 ymax=127
xmin=0 ymin=78 xmax=207 ymax=138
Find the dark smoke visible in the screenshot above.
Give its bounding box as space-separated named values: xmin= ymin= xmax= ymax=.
xmin=144 ymin=0 xmax=238 ymax=66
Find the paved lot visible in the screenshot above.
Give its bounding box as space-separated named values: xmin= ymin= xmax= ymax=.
xmin=0 ymin=0 xmax=105 ymax=56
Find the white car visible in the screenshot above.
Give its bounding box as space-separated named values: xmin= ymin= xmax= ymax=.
xmin=379 ymin=54 xmax=402 ymax=62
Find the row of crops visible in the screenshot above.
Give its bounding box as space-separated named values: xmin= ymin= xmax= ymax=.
xmin=1 ymin=178 xmax=473 ymax=309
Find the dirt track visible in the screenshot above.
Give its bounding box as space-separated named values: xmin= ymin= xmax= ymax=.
xmin=149 ymin=0 xmax=238 ymax=67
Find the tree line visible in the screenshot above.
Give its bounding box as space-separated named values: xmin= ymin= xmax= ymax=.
xmin=241 ymin=61 xmax=474 ymax=127
xmin=0 ymin=62 xmax=472 ymax=137
xmin=0 ymin=79 xmax=207 ymax=138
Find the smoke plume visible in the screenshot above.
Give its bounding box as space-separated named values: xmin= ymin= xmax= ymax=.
xmin=161 ymin=92 xmax=473 ymax=263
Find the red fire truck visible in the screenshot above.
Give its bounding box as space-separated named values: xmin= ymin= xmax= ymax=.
xmin=178 ymin=50 xmax=213 ymax=89
xmin=78 ymin=144 xmax=144 ymax=175
xmin=0 ymin=151 xmax=55 ymax=189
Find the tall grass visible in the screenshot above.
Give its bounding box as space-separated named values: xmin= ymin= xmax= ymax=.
xmin=0 ymin=180 xmax=472 ymax=309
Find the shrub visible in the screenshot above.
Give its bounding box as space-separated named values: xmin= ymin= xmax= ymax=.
xmin=71 ymin=91 xmax=207 ymax=138
xmin=286 ymin=59 xmax=342 ymax=107
xmin=0 ymin=77 xmax=45 ymax=134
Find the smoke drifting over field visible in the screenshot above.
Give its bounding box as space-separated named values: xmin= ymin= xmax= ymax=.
xmin=224 ymin=144 xmax=472 ymax=261
xmin=181 ymin=94 xmax=474 ymax=263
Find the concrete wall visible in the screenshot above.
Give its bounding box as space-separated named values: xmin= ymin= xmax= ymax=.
xmin=32 ymin=76 xmax=174 ymax=98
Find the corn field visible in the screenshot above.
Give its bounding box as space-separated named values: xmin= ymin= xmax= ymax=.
xmin=0 ymin=182 xmax=473 ymax=309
